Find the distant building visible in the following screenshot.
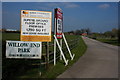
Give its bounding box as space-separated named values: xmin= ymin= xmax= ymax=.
xmin=6 ymin=29 xmax=17 ymax=32
xmin=70 ymin=33 xmax=74 ymax=35
xmin=0 ymin=29 xmax=6 ymax=32
xmin=82 ymin=33 xmax=87 ymax=36
xmin=0 ymin=28 xmax=20 ymax=33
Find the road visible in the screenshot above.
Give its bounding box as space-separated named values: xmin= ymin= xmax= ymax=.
xmin=57 ymin=36 xmax=118 ymax=78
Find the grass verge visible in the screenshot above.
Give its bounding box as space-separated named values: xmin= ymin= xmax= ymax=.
xmin=18 ymin=36 xmax=87 ymax=78
xmin=2 ymin=32 xmax=87 ymax=79
xmin=96 ymin=38 xmax=119 ymax=46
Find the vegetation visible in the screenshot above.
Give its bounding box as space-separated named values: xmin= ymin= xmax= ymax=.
xmin=96 ymin=38 xmax=119 ymax=46
xmin=67 ymin=28 xmax=119 ymax=46
xmin=2 ymin=32 xmax=87 ymax=79
xmin=20 ymin=35 xmax=87 ymax=78
xmin=88 ymin=28 xmax=119 ymax=39
xmin=88 ymin=28 xmax=119 ymax=46
xmin=67 ymin=28 xmax=91 ymax=35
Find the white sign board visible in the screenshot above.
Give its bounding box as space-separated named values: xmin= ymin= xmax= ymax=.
xmin=6 ymin=41 xmax=42 ymax=59
xmin=55 ymin=8 xmax=63 ymax=39
xmin=21 ymin=10 xmax=52 ymax=42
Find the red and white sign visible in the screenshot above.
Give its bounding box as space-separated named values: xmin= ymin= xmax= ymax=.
xmin=55 ymin=8 xmax=63 ymax=39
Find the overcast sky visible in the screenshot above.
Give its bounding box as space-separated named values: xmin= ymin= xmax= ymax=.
xmin=2 ymin=2 xmax=118 ymax=32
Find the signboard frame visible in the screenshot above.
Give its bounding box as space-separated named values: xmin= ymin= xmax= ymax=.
xmin=54 ymin=8 xmax=63 ymax=39
xmin=20 ymin=10 xmax=52 ymax=42
xmin=54 ymin=8 xmax=75 ymax=66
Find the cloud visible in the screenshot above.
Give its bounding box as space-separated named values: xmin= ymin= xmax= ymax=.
xmin=46 ymin=2 xmax=80 ymax=8
xmin=98 ymin=4 xmax=110 ymax=9
xmin=46 ymin=3 xmax=60 ymax=7
xmin=63 ymin=3 xmax=80 ymax=8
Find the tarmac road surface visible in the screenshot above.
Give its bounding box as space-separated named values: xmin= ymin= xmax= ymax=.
xmin=57 ymin=36 xmax=118 ymax=78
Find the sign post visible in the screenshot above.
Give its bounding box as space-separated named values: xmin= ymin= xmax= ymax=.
xmin=54 ymin=14 xmax=57 ymax=65
xmin=54 ymin=8 xmax=63 ymax=65
xmin=60 ymin=39 xmax=62 ymax=60
xmin=54 ymin=8 xmax=69 ymax=66
xmin=20 ymin=10 xmax=52 ymax=74
xmin=45 ymin=42 xmax=49 ymax=69
xmin=54 ymin=8 xmax=75 ymax=66
xmin=55 ymin=8 xmax=63 ymax=60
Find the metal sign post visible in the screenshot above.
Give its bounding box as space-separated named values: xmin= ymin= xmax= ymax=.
xmin=54 ymin=39 xmax=56 ymax=65
xmin=60 ymin=39 xmax=62 ymax=60
xmin=54 ymin=12 xmax=57 ymax=65
xmin=54 ymin=8 xmax=74 ymax=66
xmin=54 ymin=8 xmax=63 ymax=65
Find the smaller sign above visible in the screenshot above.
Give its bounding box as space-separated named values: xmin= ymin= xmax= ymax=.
xmin=55 ymin=8 xmax=63 ymax=39
xmin=6 ymin=41 xmax=42 ymax=59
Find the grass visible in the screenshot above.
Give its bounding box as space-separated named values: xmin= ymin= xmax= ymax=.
xmin=2 ymin=32 xmax=20 ymax=41
xmin=2 ymin=32 xmax=87 ymax=79
xmin=40 ymin=36 xmax=87 ymax=78
xmin=18 ymin=35 xmax=87 ymax=78
xmin=96 ymin=38 xmax=119 ymax=46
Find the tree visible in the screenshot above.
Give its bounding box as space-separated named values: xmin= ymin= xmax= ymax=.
xmin=74 ymin=29 xmax=81 ymax=35
xmin=112 ymin=28 xmax=118 ymax=38
xmin=104 ymin=31 xmax=112 ymax=38
xmin=81 ymin=29 xmax=86 ymax=33
xmin=85 ymin=28 xmax=91 ymax=35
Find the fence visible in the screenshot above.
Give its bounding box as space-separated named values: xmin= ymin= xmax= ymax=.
xmin=32 ymin=37 xmax=80 ymax=66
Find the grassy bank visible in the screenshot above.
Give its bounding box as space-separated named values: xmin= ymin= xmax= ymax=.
xmin=40 ymin=36 xmax=87 ymax=78
xmin=96 ymin=38 xmax=119 ymax=46
xmin=17 ymin=35 xmax=87 ymax=78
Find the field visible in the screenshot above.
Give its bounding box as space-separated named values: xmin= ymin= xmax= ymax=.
xmin=96 ymin=38 xmax=119 ymax=46
xmin=2 ymin=32 xmax=87 ymax=79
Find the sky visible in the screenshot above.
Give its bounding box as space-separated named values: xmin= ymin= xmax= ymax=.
xmin=1 ymin=0 xmax=120 ymax=2
xmin=2 ymin=2 xmax=118 ymax=32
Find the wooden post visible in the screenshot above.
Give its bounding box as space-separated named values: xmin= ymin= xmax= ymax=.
xmin=45 ymin=42 xmax=49 ymax=69
xmin=39 ymin=58 xmax=42 ymax=76
xmin=47 ymin=42 xmax=49 ymax=65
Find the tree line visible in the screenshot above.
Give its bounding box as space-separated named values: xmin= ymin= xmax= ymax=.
xmin=67 ymin=28 xmax=91 ymax=35
xmin=89 ymin=28 xmax=119 ymax=39
xmin=67 ymin=28 xmax=119 ymax=39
